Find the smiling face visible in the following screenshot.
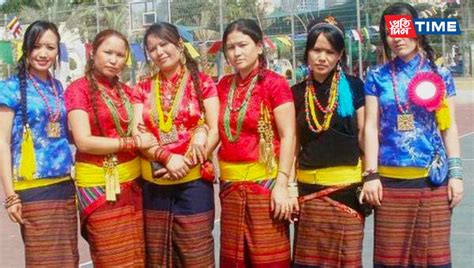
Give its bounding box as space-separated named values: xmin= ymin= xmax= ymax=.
xmin=146 ymin=34 xmax=182 ymax=75
xmin=27 ymin=29 xmax=58 ymax=78
xmin=307 ymin=33 xmax=342 ymax=82
xmin=92 ymin=35 xmax=128 ymax=79
xmin=224 ymin=30 xmax=263 ymax=77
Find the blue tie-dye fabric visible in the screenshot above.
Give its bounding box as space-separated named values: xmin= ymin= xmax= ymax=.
xmin=0 ymin=75 xmax=72 ymax=180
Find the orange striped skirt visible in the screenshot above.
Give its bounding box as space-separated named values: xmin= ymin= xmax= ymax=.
xmin=293 ymin=183 xmax=364 ymax=267
xmin=79 ymin=180 xmax=145 ymax=267
xmin=142 ymin=179 xmax=215 ymax=267
xmin=374 ymin=177 xmax=451 ymax=267
xmin=219 ymin=180 xmax=290 ymax=267
xmin=19 ymin=180 xmax=78 ymax=267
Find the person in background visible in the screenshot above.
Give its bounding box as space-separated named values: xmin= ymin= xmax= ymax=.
xmin=0 ymin=20 xmax=79 ymax=267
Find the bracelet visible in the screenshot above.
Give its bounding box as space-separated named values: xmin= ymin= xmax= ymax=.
xmin=133 ymin=135 xmax=142 ymax=149
xmin=278 ymin=169 xmax=290 ymax=179
xmin=3 ymin=193 xmax=21 ymax=209
xmin=119 ymin=137 xmax=137 ymax=152
xmin=362 ymin=169 xmax=380 ymax=183
xmin=448 ymin=157 xmax=463 ymax=180
xmin=154 ymin=147 xmax=172 ymax=165
xmin=288 ymin=182 xmax=299 ymax=198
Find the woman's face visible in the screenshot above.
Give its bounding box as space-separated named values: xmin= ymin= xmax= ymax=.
xmin=28 ymin=29 xmax=59 ymax=77
xmin=224 ymin=30 xmax=262 ymax=76
xmin=146 ymin=34 xmax=182 ymax=74
xmin=386 ymin=36 xmax=418 ymax=62
xmin=92 ymin=35 xmax=128 ymax=79
xmin=307 ymin=33 xmax=342 ymax=82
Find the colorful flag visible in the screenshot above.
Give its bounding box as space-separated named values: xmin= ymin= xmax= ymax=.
xmin=7 ymin=16 xmax=21 ymax=38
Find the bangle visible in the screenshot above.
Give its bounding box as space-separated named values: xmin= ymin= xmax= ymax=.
xmin=288 ymin=182 xmax=299 ymax=198
xmin=154 ymin=147 xmax=172 ymax=165
xmin=133 ymin=135 xmax=142 ymax=149
xmin=362 ymin=169 xmax=380 ymax=183
xmin=3 ymin=193 xmax=21 ymax=209
xmin=448 ymin=157 xmax=463 ymax=180
xmin=278 ymin=169 xmax=290 ymax=179
xmin=119 ymin=137 xmax=138 ymax=152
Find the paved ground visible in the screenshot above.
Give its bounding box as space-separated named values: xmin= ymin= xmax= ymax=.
xmin=1 ymin=78 xmax=472 ymax=267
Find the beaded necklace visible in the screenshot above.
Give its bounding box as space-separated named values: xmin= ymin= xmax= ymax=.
xmin=97 ymin=82 xmax=133 ymax=137
xmin=28 ymin=73 xmax=61 ymax=138
xmin=391 ymin=56 xmax=424 ymax=131
xmin=223 ymin=74 xmax=258 ymax=143
xmin=304 ymin=71 xmax=339 ymax=133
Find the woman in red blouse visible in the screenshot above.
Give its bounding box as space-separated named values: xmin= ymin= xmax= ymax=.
xmin=65 ymin=29 xmax=156 ymax=267
xmin=218 ymin=19 xmax=296 ymax=267
xmin=132 ymin=22 xmax=219 ymax=267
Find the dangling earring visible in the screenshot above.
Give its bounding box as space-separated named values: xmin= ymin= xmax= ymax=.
xmin=180 ymin=51 xmax=187 ymax=65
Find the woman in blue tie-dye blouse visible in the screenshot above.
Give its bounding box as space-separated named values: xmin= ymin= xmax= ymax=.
xmin=359 ymin=2 xmax=463 ymax=267
xmin=0 ymin=21 xmax=78 ymax=266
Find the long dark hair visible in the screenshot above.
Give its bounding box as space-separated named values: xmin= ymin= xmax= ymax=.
xmin=379 ymin=2 xmax=438 ymax=72
xmin=222 ymin=19 xmax=267 ymax=81
xmin=304 ymin=16 xmax=347 ymax=69
xmin=85 ymin=29 xmax=130 ymax=135
xmin=17 ymin=20 xmax=60 ymax=128
xmin=143 ymin=22 xmax=204 ymax=112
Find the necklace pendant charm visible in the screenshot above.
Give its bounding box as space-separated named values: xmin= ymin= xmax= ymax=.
xmin=47 ymin=121 xmax=61 ymax=138
xmin=159 ymin=125 xmax=179 ymax=145
xmin=397 ymin=113 xmax=414 ymax=131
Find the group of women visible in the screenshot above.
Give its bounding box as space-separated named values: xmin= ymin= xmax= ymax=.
xmin=0 ymin=2 xmax=464 ymax=267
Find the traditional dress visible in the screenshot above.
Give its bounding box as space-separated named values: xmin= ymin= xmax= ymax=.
xmin=0 ymin=74 xmax=78 ymax=267
xmin=218 ymin=68 xmax=292 ymax=267
xmin=365 ymin=54 xmax=455 ymax=267
xmin=291 ymin=71 xmax=366 ymax=267
xmin=132 ymin=69 xmax=216 ymax=267
xmin=65 ymin=76 xmax=145 ymax=267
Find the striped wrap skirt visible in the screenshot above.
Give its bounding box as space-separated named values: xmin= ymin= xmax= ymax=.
xmin=293 ymin=183 xmax=365 ymax=268
xmin=374 ymin=177 xmax=452 ymax=268
xmin=18 ymin=179 xmax=79 ymax=267
xmin=142 ymin=178 xmax=215 ymax=267
xmin=219 ymin=179 xmax=291 ymax=268
xmin=77 ymin=179 xmax=145 ymax=267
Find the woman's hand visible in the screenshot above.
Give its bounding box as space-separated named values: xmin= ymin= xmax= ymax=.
xmin=288 ymin=196 xmax=300 ymax=223
xmin=271 ymin=182 xmax=290 ymax=221
xmin=359 ymin=179 xmax=383 ymax=207
xmin=188 ymin=131 xmax=208 ymax=165
xmin=135 ymin=132 xmax=158 ymax=150
xmin=447 ymin=178 xmax=463 ymax=208
xmin=7 ymin=202 xmax=24 ymax=224
xmin=165 ymin=154 xmax=193 ymax=179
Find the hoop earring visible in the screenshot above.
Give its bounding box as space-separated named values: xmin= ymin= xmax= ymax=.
xmin=180 ymin=51 xmax=187 ymax=65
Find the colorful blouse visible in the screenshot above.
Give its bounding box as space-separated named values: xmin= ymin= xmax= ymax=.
xmin=65 ymin=76 xmax=137 ymax=166
xmin=132 ymin=71 xmax=217 ymax=155
xmin=217 ymin=69 xmax=293 ymax=162
xmin=0 ymin=74 xmax=72 ymax=188
xmin=364 ymin=54 xmax=456 ymax=168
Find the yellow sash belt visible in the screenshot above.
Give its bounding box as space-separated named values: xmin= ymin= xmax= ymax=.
xmin=297 ymin=160 xmax=362 ymax=186
xmin=141 ymin=158 xmax=201 ymax=185
xmin=379 ymin=166 xmax=428 ymax=179
xmin=219 ymin=161 xmax=278 ymax=182
xmin=14 ymin=176 xmax=70 ymax=191
xmin=75 ymin=157 xmax=140 ymax=201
